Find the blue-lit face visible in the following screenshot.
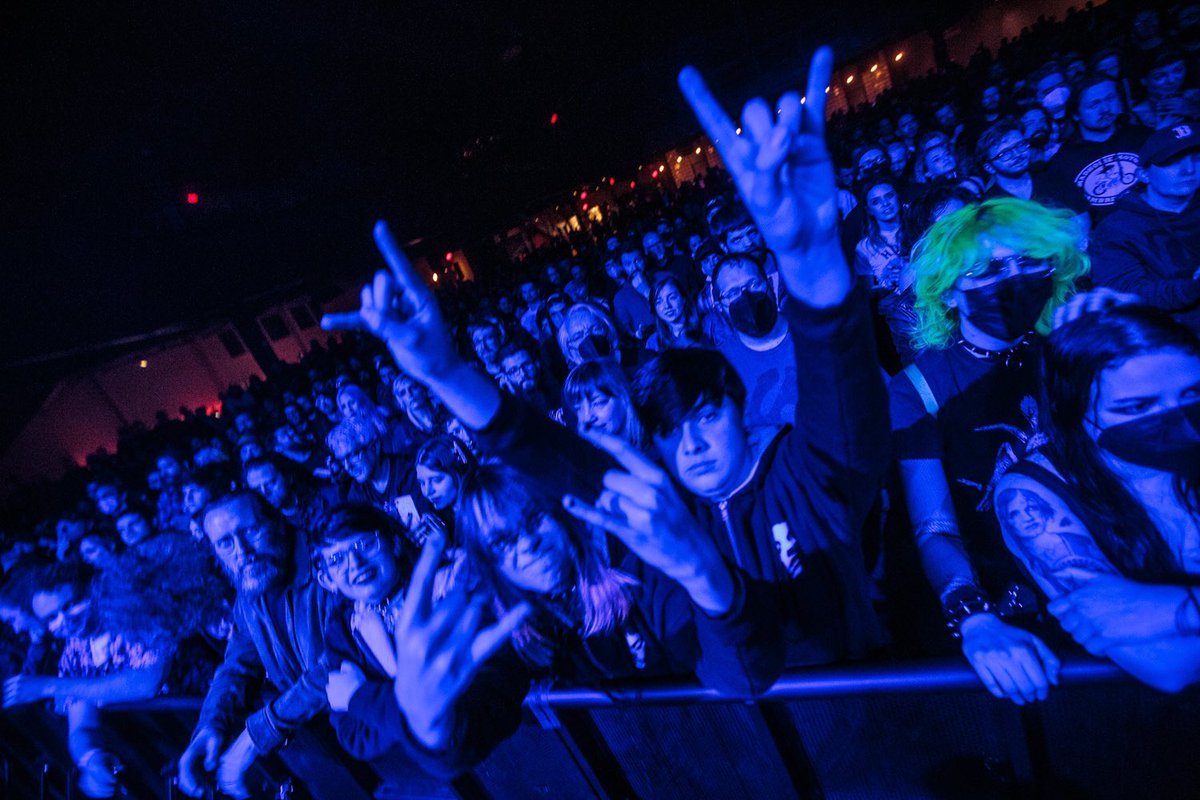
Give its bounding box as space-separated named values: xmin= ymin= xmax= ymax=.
xmin=653 ymin=397 xmax=750 ymax=498
xmin=495 ymin=515 xmax=570 ymax=594
xmin=116 ymin=511 xmax=153 ymax=546
xmin=417 ymin=465 xmax=457 ymax=511
xmin=1089 ymin=350 xmax=1200 ymax=439
xmin=316 ymin=532 xmax=402 ymax=605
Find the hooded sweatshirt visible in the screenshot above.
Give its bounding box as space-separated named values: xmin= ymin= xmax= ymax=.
xmin=1091 ymin=190 xmax=1200 ymax=332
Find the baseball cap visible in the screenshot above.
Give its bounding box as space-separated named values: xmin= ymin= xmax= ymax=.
xmin=1140 ymin=123 xmax=1200 ymax=166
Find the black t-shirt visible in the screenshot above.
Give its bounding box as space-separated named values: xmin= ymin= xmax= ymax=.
xmin=889 ymin=340 xmax=1042 ymax=591
xmin=1036 ymin=126 xmax=1150 ymax=220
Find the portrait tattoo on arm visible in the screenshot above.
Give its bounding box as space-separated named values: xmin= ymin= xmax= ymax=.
xmin=995 ymin=484 xmax=1116 ymax=595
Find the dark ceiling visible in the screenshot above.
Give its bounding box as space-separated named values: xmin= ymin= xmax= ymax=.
xmin=0 ymin=0 xmax=936 ymax=376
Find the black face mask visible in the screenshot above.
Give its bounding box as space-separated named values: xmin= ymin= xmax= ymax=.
xmin=960 ymin=271 xmax=1055 ymax=342
xmin=727 ymin=290 xmax=779 ymax=337
xmin=1097 ymin=401 xmax=1200 ymax=475
xmin=577 ymin=334 xmax=612 ymax=361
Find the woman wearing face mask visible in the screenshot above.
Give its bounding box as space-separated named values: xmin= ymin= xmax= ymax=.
xmin=995 ymin=306 xmax=1200 ymax=691
xmin=646 ymin=273 xmax=704 ymax=351
xmin=889 ymin=197 xmax=1089 ymax=706
xmin=562 ymin=359 xmax=645 ymax=447
xmin=556 ymin=302 xmax=623 ymax=371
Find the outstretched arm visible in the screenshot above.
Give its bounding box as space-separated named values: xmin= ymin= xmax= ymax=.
xmin=678 ymin=47 xmax=849 ymax=308
xmin=321 ymin=223 xmax=501 ymax=431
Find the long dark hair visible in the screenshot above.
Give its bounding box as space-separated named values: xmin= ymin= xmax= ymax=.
xmin=648 ymin=272 xmax=702 ymax=348
xmin=1042 ymin=306 xmax=1200 ymax=580
xmin=457 ymin=464 xmax=634 ymax=667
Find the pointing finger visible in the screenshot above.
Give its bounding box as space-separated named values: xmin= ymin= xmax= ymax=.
xmin=588 ymin=430 xmax=666 ymax=485
xmin=803 ymin=46 xmax=834 ymax=136
xmin=374 ymin=221 xmax=433 ymax=310
xmin=678 ymin=66 xmax=747 ymax=170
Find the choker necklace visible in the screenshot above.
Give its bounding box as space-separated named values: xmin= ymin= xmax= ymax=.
xmin=958 ymin=336 xmax=1034 ymax=368
xmin=364 ymin=590 xmax=404 ymax=633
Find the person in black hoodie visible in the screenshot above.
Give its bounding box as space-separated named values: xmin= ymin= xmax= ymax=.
xmin=322 ymin=44 xmax=888 ymax=672
xmin=1091 ymin=123 xmax=1200 ymax=332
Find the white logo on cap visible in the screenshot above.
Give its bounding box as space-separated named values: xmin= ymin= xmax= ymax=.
xmin=1173 ymin=124 xmax=1193 ymax=139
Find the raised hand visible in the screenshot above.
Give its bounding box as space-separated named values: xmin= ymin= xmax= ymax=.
xmin=391 ymin=530 xmax=529 ymax=750
xmin=321 ymin=221 xmax=460 ymax=387
xmin=327 ymin=660 xmax=367 ymax=712
xmin=1051 ymin=287 xmax=1140 ymax=330
xmin=563 ymin=431 xmax=735 ymax=616
xmin=679 ymin=46 xmax=848 ymax=306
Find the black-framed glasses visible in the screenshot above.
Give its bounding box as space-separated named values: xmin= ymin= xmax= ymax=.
xmin=990 ymin=140 xmax=1031 ymax=163
xmin=961 ymin=255 xmax=1055 ymax=284
xmin=719 ymin=277 xmax=769 ymax=306
xmin=320 ymin=532 xmax=382 ymax=577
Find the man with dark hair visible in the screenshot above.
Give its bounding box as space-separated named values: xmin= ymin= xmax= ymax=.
xmin=709 ymin=204 xmax=766 ymax=259
xmin=244 ymin=454 xmax=337 ymax=536
xmin=643 ymin=229 xmax=698 ymax=294
xmin=178 ymin=491 xmax=370 ymax=799
xmin=321 ymin=45 xmax=890 ymax=667
xmin=496 ymin=340 xmax=558 ymax=413
xmin=612 ymin=245 xmax=655 ymax=344
xmin=1037 ymin=73 xmax=1149 ymax=232
xmin=978 ymin=119 xmax=1046 ymax=201
xmin=1091 ymin=123 xmax=1200 ymax=331
xmin=712 ymin=254 xmax=796 ymax=429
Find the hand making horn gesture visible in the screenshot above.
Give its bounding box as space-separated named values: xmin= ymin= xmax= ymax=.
xmin=678 ymin=46 xmax=849 ymax=307
xmin=564 ymin=431 xmax=736 ymax=616
xmin=390 ymin=529 xmax=530 ymax=750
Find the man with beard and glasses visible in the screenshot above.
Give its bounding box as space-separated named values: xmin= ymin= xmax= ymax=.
xmin=712 ymin=254 xmax=796 ymax=429
xmin=178 ymin=491 xmax=371 ymax=800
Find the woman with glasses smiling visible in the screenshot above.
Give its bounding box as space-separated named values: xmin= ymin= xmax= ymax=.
xmin=889 ymin=197 xmax=1089 ymax=706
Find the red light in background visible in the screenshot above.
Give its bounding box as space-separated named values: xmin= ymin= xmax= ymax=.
xmin=549 ymin=113 xmax=558 ymax=125
xmin=186 ymin=192 xmax=199 ymax=205
xmin=608 ymin=178 xmax=615 ymax=186
xmin=444 ymin=252 xmax=454 ymax=262
xmin=651 ymin=170 xmax=658 ymax=179
xmin=580 ymin=190 xmax=588 ymax=200
xmin=582 ymin=203 xmax=589 ymax=211
xmin=629 ymin=181 xmax=636 ymax=189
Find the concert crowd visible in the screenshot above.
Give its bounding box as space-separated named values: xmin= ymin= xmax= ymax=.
xmin=3 ymin=1 xmax=1200 ymax=797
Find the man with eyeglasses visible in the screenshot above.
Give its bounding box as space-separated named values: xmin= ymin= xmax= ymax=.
xmin=326 ymin=418 xmax=427 ymax=531
xmin=978 ymin=119 xmax=1051 ymax=203
xmin=178 ymin=490 xmax=372 ymax=799
xmin=713 ymin=253 xmax=796 ymax=429
xmin=496 ymin=341 xmax=559 ymax=414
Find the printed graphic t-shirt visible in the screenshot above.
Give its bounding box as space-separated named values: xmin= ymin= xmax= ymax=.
xmin=1036 ymin=126 xmax=1150 ymax=221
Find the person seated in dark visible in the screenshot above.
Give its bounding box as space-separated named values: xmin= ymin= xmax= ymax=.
xmin=177 ymin=491 xmax=372 ymax=800
xmin=244 ymin=454 xmax=338 ymax=537
xmin=995 ymin=305 xmax=1200 ymax=692
xmin=91 ymin=477 xmax=127 ymax=522
xmin=643 ymin=228 xmax=699 ymax=295
xmin=152 ymin=450 xmax=191 ymax=534
xmin=891 ymin=197 xmax=1089 ymax=705
xmin=1090 ymin=123 xmax=1200 ymax=332
xmin=182 ymin=463 xmax=239 ymax=541
xmin=612 ymin=244 xmax=656 ymax=346
xmin=1130 ymin=49 xmax=1200 ymax=131
xmin=391 ymin=372 xmax=445 ymax=445
xmin=270 ymin=421 xmax=328 ymax=478
xmin=853 ymin=178 xmax=910 ymax=290
xmin=326 ymin=418 xmax=427 ymax=533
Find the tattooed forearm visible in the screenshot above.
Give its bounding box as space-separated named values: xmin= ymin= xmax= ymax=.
xmin=996 ymin=486 xmax=1115 ymax=593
